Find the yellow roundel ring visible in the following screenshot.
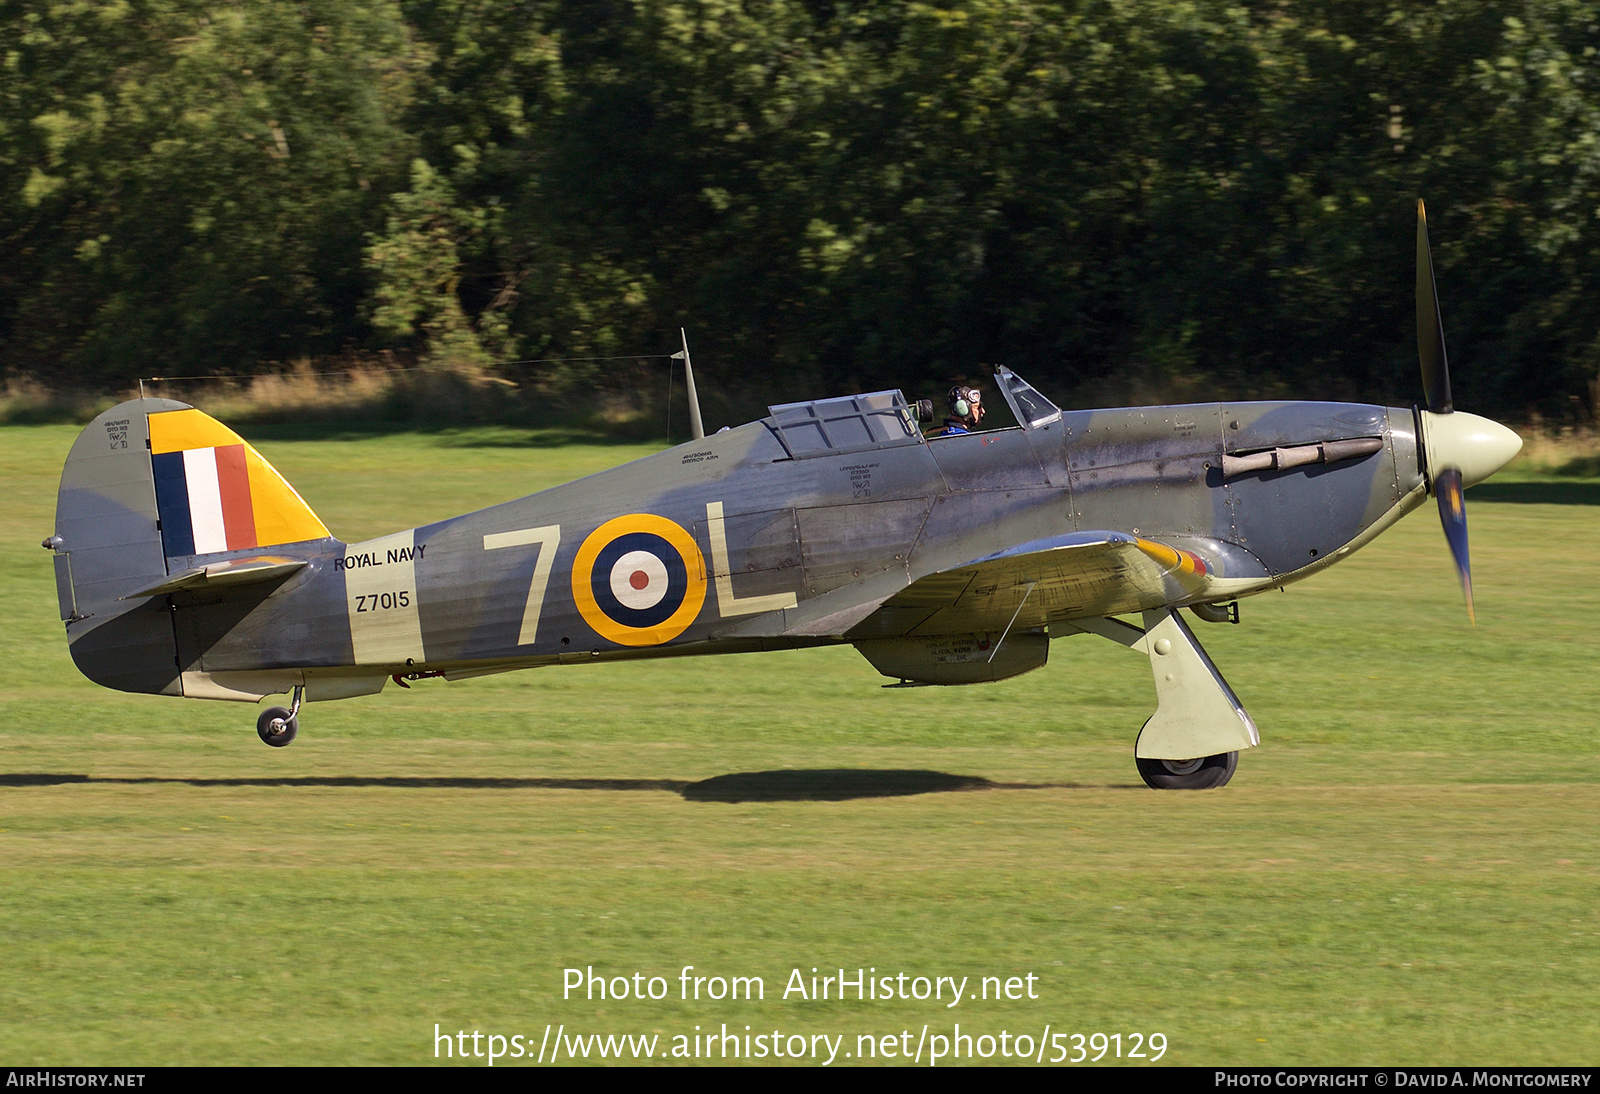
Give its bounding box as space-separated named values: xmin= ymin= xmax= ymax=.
xmin=572 ymin=514 xmax=708 ymax=647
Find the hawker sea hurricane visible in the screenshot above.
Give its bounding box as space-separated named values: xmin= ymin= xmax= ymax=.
xmin=45 ymin=204 xmax=1521 ymax=788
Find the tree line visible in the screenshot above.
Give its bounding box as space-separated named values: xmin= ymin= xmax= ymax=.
xmin=4 ymin=1 xmax=1597 ymax=421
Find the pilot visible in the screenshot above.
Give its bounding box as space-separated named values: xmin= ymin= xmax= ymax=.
xmin=928 ymin=384 xmax=985 ymax=436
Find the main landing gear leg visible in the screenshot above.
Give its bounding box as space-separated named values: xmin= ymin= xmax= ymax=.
xmin=256 ymin=684 xmax=303 ymax=748
xmin=1075 ymin=609 xmax=1258 ymax=789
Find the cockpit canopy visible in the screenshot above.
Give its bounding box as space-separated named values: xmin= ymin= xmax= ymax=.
xmin=761 ymin=366 xmax=1061 ymax=459
xmin=764 ymin=391 xmax=925 ymax=459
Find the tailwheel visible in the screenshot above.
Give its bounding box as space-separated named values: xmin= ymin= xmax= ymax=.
xmin=1136 ymin=751 xmax=1237 ymax=790
xmin=256 ymin=707 xmax=297 ymax=747
xmin=256 ymin=685 xmax=303 ymax=748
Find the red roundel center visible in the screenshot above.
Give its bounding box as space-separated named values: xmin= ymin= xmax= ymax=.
xmin=629 ymin=570 xmax=650 ymax=590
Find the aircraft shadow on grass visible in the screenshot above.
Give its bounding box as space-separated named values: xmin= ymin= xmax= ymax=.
xmin=0 ymin=769 xmax=1114 ymax=802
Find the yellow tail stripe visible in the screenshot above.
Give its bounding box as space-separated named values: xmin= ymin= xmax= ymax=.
xmin=149 ymin=408 xmax=330 ymax=547
xmin=149 ymin=408 xmax=241 ymax=454
xmin=244 ymin=447 xmax=330 ymax=546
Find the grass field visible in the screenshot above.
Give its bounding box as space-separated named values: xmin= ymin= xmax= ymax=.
xmin=2 ymin=419 xmax=1598 ymax=1066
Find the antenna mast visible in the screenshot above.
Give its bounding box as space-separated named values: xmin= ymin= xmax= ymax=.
xmin=671 ymin=328 xmax=705 ymax=440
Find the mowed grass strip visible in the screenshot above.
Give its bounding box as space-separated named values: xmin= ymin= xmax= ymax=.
xmin=1 ymin=422 xmax=1597 ymax=1065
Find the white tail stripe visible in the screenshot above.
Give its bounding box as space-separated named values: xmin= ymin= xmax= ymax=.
xmin=183 ymin=447 xmax=228 ymax=555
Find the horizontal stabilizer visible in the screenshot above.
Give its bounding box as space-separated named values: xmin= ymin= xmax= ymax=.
xmin=120 ymin=556 xmax=308 ymax=600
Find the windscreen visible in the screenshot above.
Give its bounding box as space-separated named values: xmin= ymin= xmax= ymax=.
xmin=995 ymin=366 xmax=1062 ymax=428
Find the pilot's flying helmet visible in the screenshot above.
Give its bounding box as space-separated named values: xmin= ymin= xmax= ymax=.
xmin=947 ymin=385 xmax=984 ymax=424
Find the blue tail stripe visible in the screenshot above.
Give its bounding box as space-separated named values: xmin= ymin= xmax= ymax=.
xmin=151 ymin=451 xmax=194 ymax=558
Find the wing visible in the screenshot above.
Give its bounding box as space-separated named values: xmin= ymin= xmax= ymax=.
xmin=847 ymin=531 xmax=1217 ymax=639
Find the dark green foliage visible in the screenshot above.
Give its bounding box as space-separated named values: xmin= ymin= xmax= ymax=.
xmin=0 ymin=1 xmax=423 ymax=385
xmin=3 ymin=2 xmax=1598 ymax=418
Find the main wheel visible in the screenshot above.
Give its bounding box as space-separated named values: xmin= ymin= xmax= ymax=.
xmin=256 ymin=706 xmax=298 ymax=747
xmin=1136 ymin=751 xmax=1237 ymax=790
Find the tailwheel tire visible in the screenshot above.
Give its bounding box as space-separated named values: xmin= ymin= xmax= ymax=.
xmin=256 ymin=706 xmax=298 ymax=748
xmin=1136 ymin=751 xmax=1237 ymax=790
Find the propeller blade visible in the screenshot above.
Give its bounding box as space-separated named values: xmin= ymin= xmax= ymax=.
xmin=1434 ymin=467 xmax=1474 ymax=623
xmin=1416 ymin=199 xmax=1453 ymax=413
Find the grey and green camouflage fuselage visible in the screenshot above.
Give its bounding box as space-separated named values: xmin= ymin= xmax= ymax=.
xmin=46 ymin=369 xmax=1518 ymax=784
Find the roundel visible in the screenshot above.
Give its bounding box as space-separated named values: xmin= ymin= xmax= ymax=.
xmin=571 ymin=514 xmax=708 ymax=646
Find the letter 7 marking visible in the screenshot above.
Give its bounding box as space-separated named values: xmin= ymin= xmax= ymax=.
xmin=484 ymin=525 xmax=562 ymax=645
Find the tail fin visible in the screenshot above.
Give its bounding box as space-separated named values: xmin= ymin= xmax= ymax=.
xmin=146 ymin=406 xmax=329 ymax=558
xmin=49 ymin=399 xmax=332 ymax=695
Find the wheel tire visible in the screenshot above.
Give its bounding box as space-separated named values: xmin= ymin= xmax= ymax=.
xmin=1136 ymin=751 xmax=1237 ymax=790
xmin=256 ymin=707 xmax=298 ymax=747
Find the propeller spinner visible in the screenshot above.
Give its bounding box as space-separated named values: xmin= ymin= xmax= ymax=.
xmin=1413 ymin=200 xmax=1522 ymax=622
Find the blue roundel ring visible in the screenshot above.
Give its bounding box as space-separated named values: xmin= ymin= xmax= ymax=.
xmin=590 ymin=532 xmax=688 ymax=628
